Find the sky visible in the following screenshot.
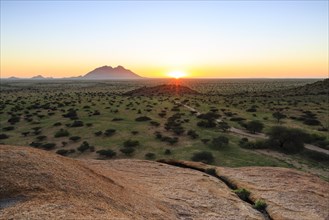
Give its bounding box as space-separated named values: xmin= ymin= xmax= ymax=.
xmin=1 ymin=1 xmax=328 ymax=78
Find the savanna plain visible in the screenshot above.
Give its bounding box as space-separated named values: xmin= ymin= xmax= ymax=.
xmin=1 ymin=78 xmax=328 ymax=179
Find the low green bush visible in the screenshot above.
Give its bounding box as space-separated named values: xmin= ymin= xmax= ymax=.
xmin=233 ymin=188 xmax=250 ymax=201
xmin=191 ymin=151 xmax=214 ymax=164
xmin=253 ymin=199 xmax=267 ymax=210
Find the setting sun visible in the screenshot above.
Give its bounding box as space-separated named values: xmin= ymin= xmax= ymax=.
xmin=167 ymin=71 xmax=187 ymax=79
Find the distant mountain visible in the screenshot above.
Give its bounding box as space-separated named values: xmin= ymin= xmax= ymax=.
xmin=83 ymin=65 xmax=142 ymax=79
xmin=31 ymin=75 xmax=53 ymax=80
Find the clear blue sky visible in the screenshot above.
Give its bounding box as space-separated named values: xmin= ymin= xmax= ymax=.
xmin=1 ymin=0 xmax=328 ymax=78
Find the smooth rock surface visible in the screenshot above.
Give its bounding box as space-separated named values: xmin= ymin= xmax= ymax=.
xmin=0 ymin=145 xmax=262 ymax=219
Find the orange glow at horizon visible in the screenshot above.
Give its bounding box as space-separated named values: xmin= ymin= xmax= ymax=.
xmin=167 ymin=71 xmax=187 ymax=79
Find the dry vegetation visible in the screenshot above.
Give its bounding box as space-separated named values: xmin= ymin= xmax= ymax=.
xmin=0 ymin=78 xmax=328 ymax=179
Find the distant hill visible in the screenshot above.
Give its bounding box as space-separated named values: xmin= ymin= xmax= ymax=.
xmin=124 ymin=84 xmax=200 ymax=96
xmin=83 ymin=65 xmax=142 ymax=79
xmin=286 ymin=78 xmax=329 ymax=96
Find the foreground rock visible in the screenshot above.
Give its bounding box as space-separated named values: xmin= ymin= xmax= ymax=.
xmin=1 ymin=146 xmax=328 ymax=220
xmin=159 ymin=159 xmax=329 ymax=220
xmin=0 ymin=146 xmax=261 ymax=219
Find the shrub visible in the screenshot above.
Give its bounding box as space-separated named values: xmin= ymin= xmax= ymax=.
xmin=272 ymin=112 xmax=286 ymax=123
xmin=211 ymin=136 xmax=229 ymax=149
xmin=233 ymin=188 xmax=250 ymax=201
xmin=267 ymin=126 xmax=305 ymax=154
xmin=30 ymin=142 xmax=42 ymax=148
xmin=69 ymin=136 xmax=81 ymax=142
xmin=302 ymin=149 xmax=329 ymax=163
xmin=187 ymin=130 xmax=199 ymax=139
xmin=303 ymin=118 xmax=321 ymax=126
xmin=86 ymin=123 xmax=93 ymax=127
xmin=253 ymin=199 xmax=267 ymax=210
xmin=150 ymin=121 xmax=160 ymax=127
xmin=94 ymin=131 xmax=103 ymax=136
xmin=245 ymin=120 xmax=264 ymax=134
xmin=164 ymin=149 xmax=172 ymax=155
xmin=205 ymin=168 xmax=216 ymax=176
xmin=197 ymin=120 xmax=216 ymax=128
xmin=2 ymin=126 xmax=14 ymax=131
xmin=120 ymin=147 xmax=135 ymax=156
xmin=54 ymin=129 xmax=70 ymax=138
xmin=201 ymin=138 xmax=210 ymax=144
xmin=135 ymin=116 xmax=151 ymax=121
xmin=0 ymin=134 xmax=9 ymax=139
xmin=36 ymin=135 xmax=47 ymax=141
xmin=112 ymin=118 xmax=123 ymax=121
xmin=42 ymin=143 xmax=56 ymax=150
xmin=8 ymin=116 xmax=20 ymax=124
xmin=191 ymin=151 xmax=214 ymax=164
xmin=131 ymin=131 xmax=139 ymax=135
xmin=218 ymin=121 xmax=230 ymax=132
xmin=104 ymin=129 xmax=116 ymax=136
xmin=70 ymin=120 xmax=84 ymax=127
xmin=96 ymin=149 xmax=117 ymax=158
xmin=53 ymin=122 xmax=62 ymax=126
xmin=230 ymin=117 xmax=246 ymax=122
xmin=56 ymin=149 xmax=69 ymax=156
xmin=145 ymin=152 xmax=156 ymax=160
xmin=77 ymin=141 xmax=90 ymax=152
xmin=123 ymin=140 xmax=139 ymax=148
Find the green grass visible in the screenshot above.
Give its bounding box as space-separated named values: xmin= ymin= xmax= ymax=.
xmin=0 ymin=79 xmax=327 ymax=173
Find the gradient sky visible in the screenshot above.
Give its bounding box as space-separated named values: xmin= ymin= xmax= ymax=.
xmin=1 ymin=1 xmax=328 ymax=78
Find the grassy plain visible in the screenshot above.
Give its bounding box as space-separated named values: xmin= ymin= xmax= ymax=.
xmin=0 ymin=78 xmax=328 ymax=178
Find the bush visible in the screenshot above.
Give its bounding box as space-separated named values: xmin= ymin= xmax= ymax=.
xmin=120 ymin=147 xmax=135 ymax=156
xmin=131 ymin=131 xmax=139 ymax=135
xmin=205 ymin=168 xmax=216 ymax=176
xmin=30 ymin=142 xmax=42 ymax=148
xmin=54 ymin=129 xmax=70 ymax=138
xmin=164 ymin=149 xmax=172 ymax=155
xmin=56 ymin=149 xmax=69 ymax=156
xmin=302 ymin=149 xmax=329 ymax=163
xmin=77 ymin=141 xmax=90 ymax=152
xmin=233 ymin=188 xmax=250 ymax=201
xmin=187 ymin=130 xmax=199 ymax=139
xmin=253 ymin=199 xmax=267 ymax=210
xmin=53 ymin=122 xmax=62 ymax=126
xmin=0 ymin=134 xmax=9 ymax=139
xmin=197 ymin=120 xmax=216 ymax=128
xmin=8 ymin=116 xmax=20 ymax=124
xmin=36 ymin=135 xmax=47 ymax=141
xmin=239 ymin=139 xmax=267 ymax=149
xmin=303 ymin=118 xmax=321 ymax=126
xmin=135 ymin=116 xmax=151 ymax=121
xmin=150 ymin=121 xmax=160 ymax=127
xmin=123 ymin=139 xmax=140 ymax=148
xmin=2 ymin=126 xmax=14 ymax=131
xmin=96 ymin=149 xmax=117 ymax=158
xmin=94 ymin=131 xmax=103 ymax=136
xmin=69 ymin=136 xmax=81 ymax=142
xmin=70 ymin=120 xmax=84 ymax=127
xmin=112 ymin=118 xmax=123 ymax=121
xmin=104 ymin=129 xmax=116 ymax=136
xmin=267 ymin=126 xmax=305 ymax=154
xmin=218 ymin=121 xmax=230 ymax=132
xmin=42 ymin=143 xmax=56 ymax=150
xmin=245 ymin=120 xmax=264 ymax=134
xmin=145 ymin=152 xmax=156 ymax=160
xmin=191 ymin=151 xmax=214 ymax=164
xmin=211 ymin=136 xmax=229 ymax=149
xmin=272 ymin=112 xmax=286 ymax=123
